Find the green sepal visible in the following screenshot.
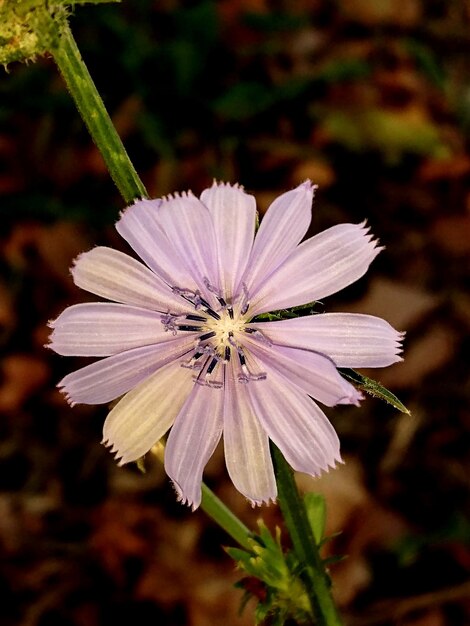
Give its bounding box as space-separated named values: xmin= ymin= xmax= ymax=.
xmin=338 ymin=367 xmax=411 ymax=415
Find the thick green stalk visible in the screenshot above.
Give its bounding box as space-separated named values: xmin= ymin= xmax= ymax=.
xmin=52 ymin=22 xmax=147 ymax=203
xmin=272 ymin=444 xmax=343 ymax=626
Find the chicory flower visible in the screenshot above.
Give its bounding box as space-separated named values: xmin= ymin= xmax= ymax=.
xmin=49 ymin=181 xmax=403 ymax=508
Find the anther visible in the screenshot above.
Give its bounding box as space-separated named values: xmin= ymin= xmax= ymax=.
xmin=206 ymin=357 xmax=219 ymax=376
xmin=239 ymin=283 xmax=250 ymax=315
xmin=181 ymin=351 xmax=204 ymax=370
xmin=203 ymin=278 xmax=229 ymax=317
xmin=236 ymin=348 xmax=266 ymax=384
xmin=177 ymin=325 xmax=204 ymax=332
xmin=224 ymin=346 xmax=231 ymax=362
xmin=172 ymin=285 xmax=221 ymax=320
xmin=244 ymin=328 xmax=273 ymax=346
xmin=161 ymin=313 xmax=179 ymax=335
xmin=199 ymin=331 xmax=217 ymax=342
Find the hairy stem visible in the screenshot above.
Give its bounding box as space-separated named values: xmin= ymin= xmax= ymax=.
xmin=272 ymin=444 xmax=343 ymax=626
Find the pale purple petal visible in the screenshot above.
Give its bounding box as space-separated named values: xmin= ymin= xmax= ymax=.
xmin=116 ymin=199 xmax=198 ymax=291
xmin=245 ymin=363 xmax=341 ymax=475
xmin=223 ymin=361 xmax=277 ymax=505
xmin=244 ymin=337 xmax=363 ymax=407
xmin=49 ymin=303 xmax=176 ymax=356
xmin=102 ymin=360 xmax=194 ymax=465
xmin=156 ymin=192 xmax=219 ymax=299
xmin=249 ymin=222 xmax=382 ymax=316
xmin=165 ymin=383 xmax=224 ymax=510
xmin=200 ymin=182 xmax=256 ymax=299
xmin=241 ymin=181 xmax=316 ymax=295
xmin=71 ymin=246 xmax=188 ymax=313
xmin=250 ymin=313 xmax=404 ymax=368
xmin=58 ymin=337 xmax=194 ymax=406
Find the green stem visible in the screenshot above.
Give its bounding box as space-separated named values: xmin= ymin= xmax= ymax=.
xmin=50 ymin=18 xmax=253 ymax=549
xmin=272 ymin=444 xmax=343 ymax=626
xmin=52 ymin=22 xmax=148 ymax=204
xmin=201 ymin=484 xmax=253 ymax=550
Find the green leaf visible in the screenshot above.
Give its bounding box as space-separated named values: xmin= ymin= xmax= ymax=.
xmin=304 ymin=492 xmax=326 ymax=545
xmin=338 ymin=368 xmax=411 ymax=415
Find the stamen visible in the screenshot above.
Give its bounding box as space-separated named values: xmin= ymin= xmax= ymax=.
xmin=239 ymin=283 xmax=250 ymax=315
xmin=192 ymin=355 xmax=224 ymax=389
xmin=161 ymin=313 xmax=179 ymax=335
xmin=206 ymin=357 xmax=219 ymax=375
xmin=244 ymin=328 xmax=273 ymax=346
xmin=224 ymin=346 xmax=231 ymax=362
xmin=207 ymin=379 xmax=223 ymax=389
xmin=236 ymin=347 xmax=266 ymax=384
xmin=172 ymin=286 xmax=221 ymax=320
xmin=205 ymin=355 xmax=224 ymax=388
xmin=199 ymin=331 xmax=217 ymax=342
xmin=203 ymin=277 xmax=233 ymax=317
xmin=186 ymin=314 xmax=207 ymax=322
xmin=181 ymin=351 xmax=204 ymax=370
xmin=176 ymin=325 xmax=204 ymax=332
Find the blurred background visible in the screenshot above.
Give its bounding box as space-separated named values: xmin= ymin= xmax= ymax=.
xmin=1 ymin=0 xmax=470 ymax=624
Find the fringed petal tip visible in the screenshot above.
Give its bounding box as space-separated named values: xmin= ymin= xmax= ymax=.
xmin=357 ymin=220 xmax=384 ymax=253
xmin=46 ymin=316 xmax=59 ymax=330
xmin=118 ymin=197 xmax=162 ymax=220
xmin=299 ymin=179 xmax=319 ymax=195
xmin=387 ymin=329 xmax=406 ymax=364
xmin=209 ymin=179 xmax=245 ymax=191
xmin=70 ymin=250 xmax=85 ymax=269
xmin=396 ymin=330 xmax=406 ymax=356
xmin=305 ymin=454 xmax=344 ymax=479
xmin=101 ymin=437 xmax=130 ymax=468
xmin=172 ymin=480 xmax=200 ymax=512
xmin=56 ymin=384 xmax=76 ymax=408
xmin=248 ymin=494 xmax=277 ymax=508
xmin=160 ymin=189 xmax=196 ymax=203
xmin=329 ymin=454 xmax=344 ymax=471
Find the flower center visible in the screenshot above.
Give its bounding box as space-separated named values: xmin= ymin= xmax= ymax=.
xmin=205 ymin=312 xmax=246 ymax=351
xmin=162 ymin=284 xmax=268 ymax=389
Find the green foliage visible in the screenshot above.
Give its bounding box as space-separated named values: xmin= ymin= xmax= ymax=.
xmin=228 ymin=494 xmax=339 ymax=625
xmin=315 ymin=106 xmax=449 ymax=164
xmin=227 ymin=521 xmax=312 ymax=625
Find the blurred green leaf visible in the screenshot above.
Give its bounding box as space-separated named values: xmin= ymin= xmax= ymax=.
xmin=304 ymin=492 xmax=326 ymax=545
xmin=316 ymin=107 xmax=449 ymax=163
